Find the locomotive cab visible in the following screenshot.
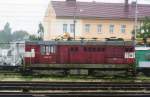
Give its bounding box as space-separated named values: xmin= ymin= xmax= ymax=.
xmin=135 ymin=46 xmax=150 ymax=76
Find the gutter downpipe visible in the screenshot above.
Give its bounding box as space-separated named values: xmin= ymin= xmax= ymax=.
xmin=73 ymin=2 xmax=77 ymax=40
xmin=134 ymin=0 xmax=138 ymax=45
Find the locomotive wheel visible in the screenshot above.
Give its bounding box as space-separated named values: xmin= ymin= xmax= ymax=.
xmin=89 ymin=69 xmax=129 ymax=77
xmin=63 ymin=69 xmax=69 ymax=76
xmin=21 ymin=69 xmax=33 ymax=76
xmin=32 ymin=69 xmax=68 ymax=76
xmin=88 ymin=69 xmax=94 ymax=76
xmin=68 ymin=69 xmax=88 ymax=76
xmin=142 ymin=69 xmax=150 ymax=77
xmin=126 ymin=69 xmax=137 ymax=77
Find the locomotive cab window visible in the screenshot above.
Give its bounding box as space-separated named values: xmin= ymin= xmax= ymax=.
xmin=41 ymin=45 xmax=56 ymax=55
xmin=125 ymin=48 xmax=133 ymax=52
xmin=97 ymin=47 xmax=105 ymax=52
xmin=70 ymin=47 xmax=78 ymax=52
xmin=88 ymin=47 xmax=92 ymax=52
xmin=84 ymin=47 xmax=104 ymax=52
xmin=84 ymin=47 xmax=87 ymax=51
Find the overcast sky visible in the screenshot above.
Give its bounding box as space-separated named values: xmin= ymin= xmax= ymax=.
xmin=0 ymin=0 xmax=150 ymax=34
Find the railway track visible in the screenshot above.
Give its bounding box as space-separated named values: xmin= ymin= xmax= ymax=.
xmin=0 ymin=92 xmax=150 ymax=97
xmin=1 ymin=81 xmax=150 ymax=91
xmin=0 ymin=81 xmax=150 ymax=97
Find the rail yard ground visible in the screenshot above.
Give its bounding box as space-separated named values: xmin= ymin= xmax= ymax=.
xmin=1 ymin=71 xmax=150 ymax=97
xmin=0 ymin=81 xmax=150 ymax=97
xmin=0 ymin=72 xmax=150 ymax=83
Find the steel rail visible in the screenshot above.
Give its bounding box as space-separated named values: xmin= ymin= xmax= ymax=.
xmin=0 ymin=81 xmax=150 ymax=91
xmin=0 ymin=92 xmax=150 ymax=97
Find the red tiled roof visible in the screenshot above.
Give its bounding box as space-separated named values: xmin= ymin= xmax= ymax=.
xmin=51 ymin=1 xmax=150 ymax=19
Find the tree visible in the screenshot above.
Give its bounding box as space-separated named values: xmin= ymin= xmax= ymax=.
xmin=0 ymin=22 xmax=12 ymax=48
xmin=37 ymin=23 xmax=44 ymax=40
xmin=136 ymin=17 xmax=150 ymax=44
xmin=4 ymin=22 xmax=11 ymax=38
xmin=12 ymin=30 xmax=29 ymax=41
xmin=141 ymin=17 xmax=150 ymax=35
xmin=2 ymin=22 xmax=12 ymax=42
xmin=29 ymin=35 xmax=42 ymax=41
xmin=4 ymin=22 xmax=11 ymax=34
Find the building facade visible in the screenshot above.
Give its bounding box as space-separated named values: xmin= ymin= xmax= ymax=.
xmin=43 ymin=0 xmax=150 ymax=40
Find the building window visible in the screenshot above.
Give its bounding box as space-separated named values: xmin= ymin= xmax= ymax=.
xmin=109 ymin=25 xmax=114 ymax=33
xmin=85 ymin=24 xmax=90 ymax=33
xmin=70 ymin=24 xmax=74 ymax=33
xmin=63 ymin=24 xmax=68 ymax=33
xmin=121 ymin=25 xmax=126 ymax=33
xmin=97 ymin=24 xmax=102 ymax=33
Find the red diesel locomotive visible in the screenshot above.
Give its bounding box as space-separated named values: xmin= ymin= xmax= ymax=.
xmin=23 ymin=40 xmax=135 ymax=76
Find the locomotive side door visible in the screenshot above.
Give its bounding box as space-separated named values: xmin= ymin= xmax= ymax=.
xmin=58 ymin=45 xmax=69 ymax=64
xmin=83 ymin=46 xmax=92 ymax=64
xmin=105 ymin=46 xmax=124 ymax=64
xmin=69 ymin=46 xmax=85 ymax=64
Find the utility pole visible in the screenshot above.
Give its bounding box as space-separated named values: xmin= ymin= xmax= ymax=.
xmin=73 ymin=2 xmax=77 ymax=40
xmin=134 ymin=0 xmax=138 ymax=45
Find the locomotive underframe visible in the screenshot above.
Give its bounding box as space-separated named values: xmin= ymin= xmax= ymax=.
xmin=137 ymin=68 xmax=150 ymax=76
xmin=24 ymin=63 xmax=135 ymax=76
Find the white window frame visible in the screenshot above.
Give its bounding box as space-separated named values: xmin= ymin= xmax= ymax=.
xmin=97 ymin=24 xmax=102 ymax=33
xmin=120 ymin=25 xmax=126 ymax=33
xmin=70 ymin=24 xmax=74 ymax=33
xmin=85 ymin=24 xmax=90 ymax=33
xmin=63 ymin=24 xmax=68 ymax=33
xmin=109 ymin=24 xmax=114 ymax=33
xmin=40 ymin=45 xmax=56 ymax=55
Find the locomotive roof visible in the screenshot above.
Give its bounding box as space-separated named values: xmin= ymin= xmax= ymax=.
xmin=25 ymin=40 xmax=134 ymax=46
xmin=135 ymin=46 xmax=150 ymax=50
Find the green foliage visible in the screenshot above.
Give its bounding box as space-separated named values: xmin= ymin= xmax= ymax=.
xmin=137 ymin=17 xmax=150 ymax=39
xmin=141 ymin=17 xmax=150 ymax=34
xmin=0 ymin=22 xmax=43 ymax=44
xmin=0 ymin=22 xmax=12 ymax=42
xmin=0 ymin=22 xmax=30 ymax=42
xmin=0 ymin=22 xmax=12 ymax=48
xmin=29 ymin=35 xmax=42 ymax=41
xmin=12 ymin=30 xmax=29 ymax=41
xmin=0 ymin=22 xmax=31 ymax=48
xmin=37 ymin=23 xmax=44 ymax=40
xmin=37 ymin=23 xmax=44 ymax=34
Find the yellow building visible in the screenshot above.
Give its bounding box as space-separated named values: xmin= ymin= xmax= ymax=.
xmin=43 ymin=0 xmax=150 ymax=40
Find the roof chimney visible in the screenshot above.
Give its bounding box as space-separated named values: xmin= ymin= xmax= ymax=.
xmin=124 ymin=0 xmax=129 ymax=12
xmin=66 ymin=0 xmax=76 ymax=2
xmin=132 ymin=1 xmax=136 ymax=7
xmin=92 ymin=0 xmax=96 ymax=3
xmin=66 ymin=0 xmax=76 ymax=7
xmin=125 ymin=0 xmax=128 ymax=6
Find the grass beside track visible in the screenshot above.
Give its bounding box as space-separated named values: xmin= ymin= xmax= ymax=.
xmin=0 ymin=70 xmax=149 ymax=82
xmin=0 ymin=72 xmax=150 ymax=82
